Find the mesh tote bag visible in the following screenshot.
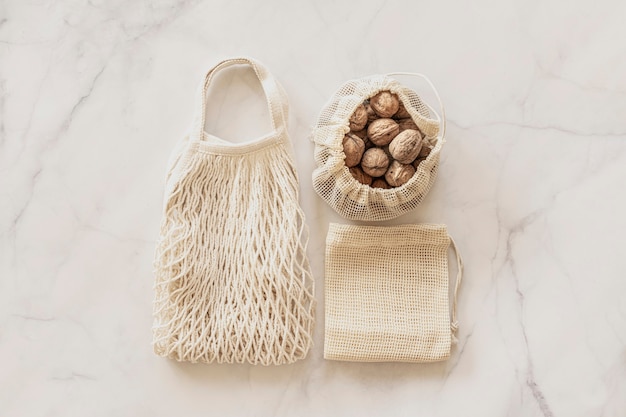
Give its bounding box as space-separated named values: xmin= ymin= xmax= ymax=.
xmin=312 ymin=73 xmax=445 ymax=221
xmin=153 ymin=57 xmax=315 ymax=365
xmin=324 ymin=223 xmax=463 ymax=362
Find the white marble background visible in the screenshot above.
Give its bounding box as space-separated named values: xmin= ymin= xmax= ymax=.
xmin=1 ymin=0 xmax=626 ymax=416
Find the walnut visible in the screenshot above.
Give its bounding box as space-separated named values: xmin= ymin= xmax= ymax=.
xmin=372 ymin=178 xmax=392 ymax=189
xmin=418 ymin=143 xmax=432 ymax=158
xmin=413 ymin=157 xmax=426 ymax=170
xmin=349 ymin=104 xmax=368 ymax=131
xmin=361 ymin=148 xmax=390 ymax=177
xmin=349 ymin=166 xmax=372 ymax=185
xmin=351 ymin=128 xmax=367 ymax=140
xmin=381 ymin=144 xmax=392 ymax=159
xmin=394 ymin=100 xmax=411 ymax=119
xmin=397 ymin=118 xmax=419 ymax=132
xmin=370 ymin=91 xmax=400 ymax=118
xmin=385 ymin=160 xmax=416 ymax=187
xmin=363 ymin=136 xmax=375 ymax=150
xmin=364 ymin=102 xmax=378 ymax=123
xmin=342 ymin=133 xmax=365 ymax=167
xmin=425 ymin=136 xmax=437 ymax=148
xmin=389 ymin=129 xmax=423 ymax=164
xmin=367 ymin=118 xmax=400 ymax=146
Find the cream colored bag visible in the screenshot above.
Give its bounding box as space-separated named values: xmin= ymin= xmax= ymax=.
xmin=153 ymin=58 xmax=315 ymax=365
xmin=324 ymin=223 xmax=463 ymax=362
xmin=312 ymin=73 xmax=445 ymax=221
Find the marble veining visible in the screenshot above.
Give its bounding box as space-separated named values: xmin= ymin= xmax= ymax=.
xmin=1 ymin=0 xmax=625 ymax=416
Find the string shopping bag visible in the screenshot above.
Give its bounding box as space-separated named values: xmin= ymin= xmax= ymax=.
xmin=153 ymin=57 xmax=315 ymax=365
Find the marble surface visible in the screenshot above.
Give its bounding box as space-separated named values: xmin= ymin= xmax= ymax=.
xmin=2 ymin=0 xmax=626 ymax=415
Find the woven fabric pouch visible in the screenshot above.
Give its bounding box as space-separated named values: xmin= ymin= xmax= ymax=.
xmin=153 ymin=57 xmax=314 ymax=365
xmin=324 ymin=223 xmax=463 ymax=362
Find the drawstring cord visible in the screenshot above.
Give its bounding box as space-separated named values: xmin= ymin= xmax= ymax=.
xmin=449 ymin=237 xmax=464 ymax=344
xmin=386 ymin=71 xmax=446 ymax=141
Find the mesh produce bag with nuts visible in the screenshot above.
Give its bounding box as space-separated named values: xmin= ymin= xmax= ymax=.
xmin=324 ymin=223 xmax=463 ymax=362
xmin=311 ymin=73 xmax=445 ymax=221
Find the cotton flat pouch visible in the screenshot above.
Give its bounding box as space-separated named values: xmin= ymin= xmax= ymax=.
xmin=324 ymin=223 xmax=463 ymax=362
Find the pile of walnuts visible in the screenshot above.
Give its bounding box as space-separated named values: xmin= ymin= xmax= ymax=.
xmin=343 ymin=90 xmax=433 ymax=189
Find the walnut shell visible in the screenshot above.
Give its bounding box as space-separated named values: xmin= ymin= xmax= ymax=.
xmin=349 ymin=104 xmax=368 ymax=131
xmin=351 ymin=128 xmax=367 ymax=140
xmin=413 ymin=157 xmax=426 ymax=170
xmin=385 ymin=160 xmax=416 ymax=187
xmin=367 ymin=118 xmax=400 ymax=146
xmin=349 ymin=166 xmax=372 ymax=185
xmin=370 ymin=91 xmax=400 ymax=118
xmin=372 ymin=178 xmax=392 ymax=189
xmin=361 ymin=148 xmax=390 ymax=177
xmin=394 ymin=100 xmax=411 ymax=119
xmin=398 ymin=118 xmax=419 ymax=132
xmin=364 ymin=102 xmax=378 ymax=123
xmin=381 ymin=144 xmax=392 ymax=159
xmin=425 ymin=136 xmax=437 ymax=148
xmin=342 ymin=133 xmax=365 ymax=167
xmin=419 ymin=143 xmax=432 ymax=158
xmin=389 ymin=129 xmax=423 ymax=164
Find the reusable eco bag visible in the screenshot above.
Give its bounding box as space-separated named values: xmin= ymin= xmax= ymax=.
xmin=153 ymin=57 xmax=315 ymax=365
xmin=312 ymin=73 xmax=445 ymax=221
xmin=324 ymin=223 xmax=463 ymax=362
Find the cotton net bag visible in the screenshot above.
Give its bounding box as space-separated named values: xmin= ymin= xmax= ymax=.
xmin=312 ymin=73 xmax=445 ymax=221
xmin=152 ymin=57 xmax=315 ymax=365
xmin=324 ymin=223 xmax=463 ymax=362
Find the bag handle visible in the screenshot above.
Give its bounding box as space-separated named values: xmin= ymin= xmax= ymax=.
xmin=386 ymin=72 xmax=446 ymax=141
xmin=190 ymin=57 xmax=287 ymax=141
xmin=449 ymin=236 xmax=464 ymax=343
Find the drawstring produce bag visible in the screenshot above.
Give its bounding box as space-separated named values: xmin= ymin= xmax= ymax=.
xmin=324 ymin=223 xmax=463 ymax=362
xmin=312 ymin=73 xmax=445 ymax=221
xmin=153 ymin=57 xmax=315 ymax=365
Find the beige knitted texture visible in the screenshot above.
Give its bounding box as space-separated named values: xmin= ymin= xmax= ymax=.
xmin=324 ymin=223 xmax=452 ymax=362
xmin=153 ymin=58 xmax=314 ymax=365
xmin=312 ymin=75 xmax=443 ymax=221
